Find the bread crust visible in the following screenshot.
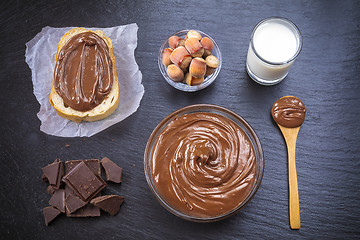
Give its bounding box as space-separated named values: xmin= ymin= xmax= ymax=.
xmin=49 ymin=28 xmax=120 ymax=123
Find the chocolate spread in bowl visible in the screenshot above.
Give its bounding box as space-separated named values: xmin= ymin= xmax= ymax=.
xmin=54 ymin=32 xmax=113 ymax=112
xmin=151 ymin=112 xmax=257 ymax=218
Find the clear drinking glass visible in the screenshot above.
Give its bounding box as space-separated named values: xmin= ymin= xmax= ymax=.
xmin=246 ymin=17 xmax=302 ymax=85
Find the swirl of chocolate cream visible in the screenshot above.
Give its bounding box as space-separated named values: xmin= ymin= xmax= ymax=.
xmin=54 ymin=32 xmax=113 ymax=112
xmin=151 ymin=112 xmax=257 ymax=218
xmin=272 ymin=96 xmax=307 ymax=128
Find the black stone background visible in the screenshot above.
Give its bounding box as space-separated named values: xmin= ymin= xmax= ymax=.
xmin=1 ymin=1 xmax=359 ymax=239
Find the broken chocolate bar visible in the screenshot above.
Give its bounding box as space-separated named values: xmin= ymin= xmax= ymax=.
xmin=65 ymin=193 xmax=87 ymax=214
xmin=90 ymin=195 xmax=125 ymax=216
xmin=42 ymin=157 xmax=123 ymax=225
xmin=49 ymin=189 xmax=65 ymax=213
xmin=62 ymin=161 xmax=107 ymax=202
xmin=43 ymin=206 xmax=61 ymax=226
xmin=101 ymin=157 xmax=123 ymax=183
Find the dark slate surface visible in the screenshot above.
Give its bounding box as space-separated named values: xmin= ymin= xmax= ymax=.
xmin=1 ymin=0 xmax=360 ymax=239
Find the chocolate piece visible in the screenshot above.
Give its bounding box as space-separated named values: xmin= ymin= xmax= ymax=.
xmin=62 ymin=161 xmax=107 ymax=202
xmin=271 ymin=96 xmax=307 ymax=128
xmin=101 ymin=157 xmax=122 ymax=183
xmin=55 ymin=161 xmax=64 ymax=189
xmin=64 ymin=160 xmax=101 ymax=197
xmin=67 ymin=203 xmax=100 ymax=217
xmin=42 ymin=159 xmax=63 ymax=190
xmin=64 ymin=159 xmax=101 ymax=199
xmin=42 ymin=162 xmax=60 ymax=185
xmin=42 ymin=159 xmax=61 ymax=183
xmin=90 ymin=195 xmax=124 ymax=216
xmin=65 ymin=193 xmax=87 ymax=214
xmin=49 ymin=189 xmax=65 ymax=213
xmin=54 ymin=161 xmax=64 ymax=190
xmin=43 ymin=206 xmax=61 ymax=226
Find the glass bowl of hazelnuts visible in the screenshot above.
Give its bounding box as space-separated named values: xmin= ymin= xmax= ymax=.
xmin=158 ymin=30 xmax=222 ymax=92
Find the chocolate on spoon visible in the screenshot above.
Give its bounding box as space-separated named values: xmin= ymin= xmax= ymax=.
xmin=271 ymin=96 xmax=306 ymax=230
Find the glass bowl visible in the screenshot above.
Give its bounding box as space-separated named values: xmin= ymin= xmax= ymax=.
xmin=144 ymin=104 xmax=264 ymax=222
xmin=158 ymin=30 xmax=222 ymax=92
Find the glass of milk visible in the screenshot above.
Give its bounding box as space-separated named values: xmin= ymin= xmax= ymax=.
xmin=246 ymin=17 xmax=302 ymax=85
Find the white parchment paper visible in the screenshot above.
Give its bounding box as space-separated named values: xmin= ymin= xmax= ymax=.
xmin=25 ymin=24 xmax=144 ymax=137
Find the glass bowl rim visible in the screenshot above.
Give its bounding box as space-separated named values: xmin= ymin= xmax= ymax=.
xmin=144 ymin=104 xmax=264 ymax=222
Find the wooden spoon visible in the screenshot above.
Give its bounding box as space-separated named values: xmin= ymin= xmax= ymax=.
xmin=271 ymin=96 xmax=306 ymax=230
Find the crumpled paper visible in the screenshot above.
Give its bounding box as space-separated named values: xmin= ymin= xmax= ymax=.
xmin=25 ymin=24 xmax=144 ymax=137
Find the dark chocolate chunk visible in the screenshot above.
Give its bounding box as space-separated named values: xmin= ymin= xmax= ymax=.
xmin=64 ymin=159 xmax=101 ymax=199
xmin=49 ymin=189 xmax=65 ymax=213
xmin=62 ymin=161 xmax=106 ymax=202
xmin=65 ymin=193 xmax=87 ymax=214
xmin=67 ymin=203 xmax=100 ymax=217
xmin=42 ymin=162 xmax=61 ymax=185
xmin=90 ymin=195 xmax=124 ymax=216
xmin=101 ymin=157 xmax=123 ymax=183
xmin=42 ymin=159 xmax=61 ymax=183
xmin=54 ymin=161 xmax=64 ymax=190
xmin=42 ymin=159 xmax=63 ymax=190
xmin=43 ymin=206 xmax=61 ymax=226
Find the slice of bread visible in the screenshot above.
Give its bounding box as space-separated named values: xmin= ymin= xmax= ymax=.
xmin=49 ymin=28 xmax=119 ymax=123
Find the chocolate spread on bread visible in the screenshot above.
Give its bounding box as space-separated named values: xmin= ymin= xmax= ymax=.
xmin=151 ymin=112 xmax=257 ymax=218
xmin=271 ymin=96 xmax=306 ymax=128
xmin=54 ymin=32 xmax=113 ymax=112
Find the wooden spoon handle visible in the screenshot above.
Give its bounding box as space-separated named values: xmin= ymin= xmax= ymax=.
xmin=279 ymin=125 xmax=301 ymax=229
xmin=287 ymin=138 xmax=301 ymax=229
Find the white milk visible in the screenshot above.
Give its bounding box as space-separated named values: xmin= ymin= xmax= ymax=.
xmin=246 ymin=18 xmax=302 ymax=85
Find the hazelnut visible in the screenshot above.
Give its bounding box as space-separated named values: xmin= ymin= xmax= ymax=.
xmin=200 ymin=37 xmax=214 ymax=57
xmin=162 ymin=48 xmax=173 ymax=66
xmin=189 ymin=57 xmax=207 ymax=79
xmin=167 ymin=64 xmax=184 ymax=82
xmin=205 ymin=55 xmax=219 ymax=69
xmin=178 ymin=39 xmax=186 ymax=47
xmin=168 ymin=36 xmax=183 ymax=49
xmin=185 ymin=38 xmax=204 ymax=58
xmin=170 ymin=46 xmax=192 ymax=69
xmin=205 ymin=67 xmax=216 ymax=76
xmin=185 ymin=72 xmax=204 ymax=86
xmin=186 ymin=30 xmax=202 ymax=41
